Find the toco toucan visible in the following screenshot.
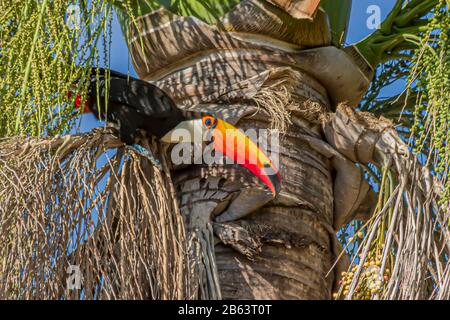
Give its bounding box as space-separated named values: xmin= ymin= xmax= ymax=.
xmin=72 ymin=68 xmax=281 ymax=218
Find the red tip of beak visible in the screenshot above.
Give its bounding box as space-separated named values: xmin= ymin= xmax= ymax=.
xmin=243 ymin=162 xmax=281 ymax=196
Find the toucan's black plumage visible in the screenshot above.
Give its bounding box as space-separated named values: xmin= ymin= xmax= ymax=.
xmin=83 ymin=68 xmax=185 ymax=144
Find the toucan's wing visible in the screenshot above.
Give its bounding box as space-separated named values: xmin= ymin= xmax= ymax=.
xmin=92 ymin=70 xmax=180 ymax=120
xmin=88 ymin=68 xmax=186 ymax=142
xmin=107 ymin=76 xmax=179 ymax=118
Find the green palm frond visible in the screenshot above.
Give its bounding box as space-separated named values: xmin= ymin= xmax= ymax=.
xmin=320 ymin=0 xmax=352 ymax=46
xmin=111 ymin=0 xmax=241 ymax=24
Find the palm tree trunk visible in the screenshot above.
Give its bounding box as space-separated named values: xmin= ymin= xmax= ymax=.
xmin=169 ymin=69 xmax=339 ymax=299
xmin=215 ymin=117 xmax=336 ymax=299
xmin=125 ymin=2 xmax=361 ymax=300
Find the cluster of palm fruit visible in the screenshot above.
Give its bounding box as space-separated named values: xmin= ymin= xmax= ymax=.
xmin=334 ymin=252 xmax=391 ymax=300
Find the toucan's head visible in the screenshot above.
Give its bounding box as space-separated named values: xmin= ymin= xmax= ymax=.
xmin=161 ymin=114 xmax=282 ymax=196
xmin=68 ymin=91 xmax=91 ymax=114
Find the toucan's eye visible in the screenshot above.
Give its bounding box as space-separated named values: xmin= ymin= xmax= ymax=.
xmin=204 ymin=116 xmax=218 ymax=129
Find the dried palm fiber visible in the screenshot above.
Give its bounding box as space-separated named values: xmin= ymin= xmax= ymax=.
xmin=324 ymin=105 xmax=450 ymax=300
xmin=127 ymin=7 xmax=372 ymax=107
xmin=251 ymin=67 xmax=332 ymax=132
xmin=169 ymin=112 xmax=341 ymax=298
xmin=266 ymin=0 xmax=321 ymax=19
xmin=0 ymin=128 xmax=188 ymax=299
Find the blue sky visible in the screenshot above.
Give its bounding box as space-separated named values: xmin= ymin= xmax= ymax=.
xmin=79 ymin=1 xmax=399 ymax=132
xmin=347 ymin=0 xmax=396 ymax=44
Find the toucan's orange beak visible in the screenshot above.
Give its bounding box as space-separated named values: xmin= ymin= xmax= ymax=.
xmin=159 ymin=115 xmax=282 ymax=195
xmin=208 ymin=117 xmax=281 ymax=196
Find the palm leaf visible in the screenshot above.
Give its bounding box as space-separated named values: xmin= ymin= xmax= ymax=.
xmin=320 ymin=0 xmax=352 ymax=46
xmin=112 ymin=0 xmax=241 ymax=24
